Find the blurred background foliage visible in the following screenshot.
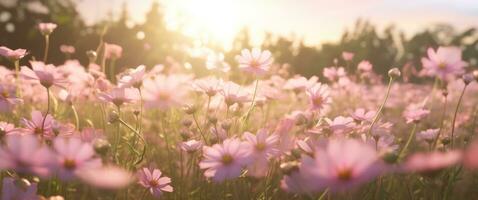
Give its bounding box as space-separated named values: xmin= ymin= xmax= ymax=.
xmin=1 ymin=0 xmax=478 ymax=81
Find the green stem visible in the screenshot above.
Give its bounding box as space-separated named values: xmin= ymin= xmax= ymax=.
xmin=398 ymin=123 xmax=418 ymax=160
xmin=193 ymin=113 xmax=207 ymax=144
xmin=433 ymin=95 xmax=447 ymax=149
xmin=43 ymin=35 xmax=50 ymax=63
xmin=71 ymin=105 xmax=80 ymax=130
xmin=41 ymin=87 xmax=51 ymax=134
xmin=14 ymin=60 xmax=21 ymax=97
xmin=368 ymin=77 xmax=394 ymax=136
xmin=243 ymin=79 xmax=259 ymax=122
xmin=450 ymin=84 xmax=467 ymax=148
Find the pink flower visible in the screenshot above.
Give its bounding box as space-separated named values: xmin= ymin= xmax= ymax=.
xmin=142 ymin=75 xmax=188 ymax=110
xmin=118 ymin=65 xmax=146 ymax=88
xmin=60 ymin=45 xmax=75 ymax=54
xmin=299 ymin=139 xmax=384 ymax=192
xmin=199 ymin=138 xmax=251 ymax=182
xmin=180 ymin=140 xmax=203 ymax=153
xmin=52 ymin=137 xmax=102 ymax=181
xmin=78 ymin=128 xmax=104 ymax=143
xmin=1 ymin=177 xmax=38 ymax=200
xmin=323 ymin=67 xmax=346 ymax=82
xmin=137 ymin=168 xmax=173 ymax=198
xmin=351 ymin=108 xmax=376 ymax=122
xmin=421 ymin=46 xmax=467 ymax=80
xmin=98 ymin=87 xmax=138 ymax=107
xmin=104 ymin=43 xmax=123 ymax=59
xmin=243 ymin=129 xmax=280 ymax=177
xmin=77 ymin=166 xmax=134 ymax=189
xmin=0 ymin=46 xmax=27 ymax=60
xmin=306 ymin=83 xmax=332 ymax=112
xmin=220 ymin=81 xmax=250 ymax=106
xmin=416 ymin=129 xmax=439 ymax=144
xmin=21 ymin=110 xmax=54 ymax=139
xmin=0 ymin=121 xmax=21 ymax=136
xmin=403 ymin=151 xmax=461 ymax=173
xmin=236 ymin=48 xmax=273 ymax=76
xmin=0 ymin=134 xmax=54 ymax=177
xmin=325 ymin=116 xmax=355 ymax=136
xmin=283 ymin=76 xmax=318 ymax=93
xmin=342 ymin=51 xmax=354 ymax=61
xmin=403 ymin=107 xmax=430 ymax=124
xmin=464 ymin=141 xmax=478 ymax=169
xmin=357 ymin=60 xmax=373 ymax=72
xmin=38 ymin=22 xmax=57 ymax=35
xmin=21 ymin=61 xmax=67 ymax=88
xmin=193 ymin=76 xmax=222 ymax=97
xmin=0 ymin=84 xmax=22 ymax=112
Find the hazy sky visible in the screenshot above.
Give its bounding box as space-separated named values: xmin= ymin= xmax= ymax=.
xmin=76 ymin=0 xmax=478 ymax=47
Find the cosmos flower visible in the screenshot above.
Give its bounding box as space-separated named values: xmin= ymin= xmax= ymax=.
xmin=117 ymin=65 xmax=146 ymax=88
xmin=142 ymin=75 xmax=188 ymax=110
xmin=137 ymin=168 xmax=173 ymax=198
xmin=323 ymin=67 xmax=346 ymax=82
xmin=236 ymin=48 xmax=273 ymax=76
xmin=97 ymin=87 xmax=138 ymax=107
xmin=219 ymin=81 xmax=250 ymax=107
xmin=306 ymin=83 xmax=332 ymax=112
xmin=299 ymin=139 xmax=384 ymax=192
xmin=0 ymin=46 xmax=27 ymax=61
xmin=0 ymin=121 xmax=21 ymax=136
xmin=77 ymin=166 xmax=134 ymax=189
xmin=52 ymin=137 xmax=102 ymax=181
xmin=180 ymin=139 xmax=203 ymax=153
xmin=0 ymin=84 xmax=22 ymax=112
xmin=351 ymin=108 xmax=376 ymax=123
xmin=403 ymin=107 xmax=430 ymax=124
xmin=199 ymin=138 xmax=251 ymax=182
xmin=325 ymin=116 xmax=356 ymax=136
xmin=1 ymin=177 xmax=39 ymax=200
xmin=283 ymin=75 xmax=319 ymax=93
xmin=416 ymin=129 xmax=439 ymax=144
xmin=421 ymin=46 xmax=467 ymax=80
xmin=59 ymin=45 xmax=75 ymax=54
xmin=0 ymin=134 xmax=54 ymax=177
xmin=104 ymin=43 xmax=123 ymax=59
xmin=192 ymin=76 xmax=223 ymax=97
xmin=357 ymin=60 xmax=373 ymax=72
xmin=38 ymin=22 xmax=57 ymax=35
xmin=342 ymin=51 xmax=354 ymax=61
xmin=21 ymin=110 xmax=54 ymax=139
xmin=243 ymin=129 xmax=280 ymax=177
xmin=21 ymin=61 xmax=67 ymax=88
xmin=464 ymin=140 xmax=478 ymax=169
xmin=402 ymin=151 xmax=462 ymax=174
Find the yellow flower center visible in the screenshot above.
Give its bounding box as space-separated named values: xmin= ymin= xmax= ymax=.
xmin=255 ymin=143 xmax=266 ymax=151
xmin=63 ymin=159 xmax=76 ymax=170
xmin=337 ymin=168 xmax=353 ymax=181
xmin=221 ymin=154 xmax=234 ymax=165
xmin=438 ymin=62 xmax=447 ymax=69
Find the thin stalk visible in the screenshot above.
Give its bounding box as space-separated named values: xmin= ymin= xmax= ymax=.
xmin=450 ymin=84 xmax=468 ymax=148
xmin=14 ymin=60 xmax=20 ymax=97
xmin=43 ymin=35 xmax=50 ymax=63
xmin=109 ymin=58 xmax=116 ymax=83
xmin=193 ymin=113 xmax=207 ymax=144
xmin=114 ymin=106 xmax=121 ymax=164
xmin=41 ymin=87 xmax=51 ymax=134
xmin=433 ymin=95 xmax=447 ymax=149
xmin=243 ymin=79 xmax=259 ymax=122
xmin=71 ymin=104 xmax=80 ymax=130
xmin=368 ymin=77 xmax=394 ymax=136
xmin=398 ymin=123 xmax=418 ymax=160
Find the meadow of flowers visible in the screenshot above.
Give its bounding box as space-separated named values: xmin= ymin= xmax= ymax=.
xmin=0 ymin=23 xmax=478 ymax=200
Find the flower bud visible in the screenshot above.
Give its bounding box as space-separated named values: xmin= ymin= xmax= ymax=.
xmin=93 ymin=139 xmax=111 ymax=156
xmin=208 ymin=116 xmax=218 ymax=125
xmin=280 ymin=161 xmax=300 ymax=175
xmin=221 ymin=120 xmax=232 ymax=131
xmin=183 ymin=104 xmax=197 ymax=115
xmin=86 ymin=50 xmax=97 ymax=63
xmin=463 ymin=73 xmax=474 ymax=85
xmin=108 ymin=111 xmax=120 ymax=124
xmin=388 ymin=68 xmax=401 ymax=79
xmin=182 ymin=119 xmax=193 ymax=127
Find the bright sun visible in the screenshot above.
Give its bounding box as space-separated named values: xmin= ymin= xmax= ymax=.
xmin=167 ymin=0 xmax=243 ymax=49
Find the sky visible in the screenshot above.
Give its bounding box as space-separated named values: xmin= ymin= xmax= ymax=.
xmin=75 ymin=0 xmax=478 ymax=48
